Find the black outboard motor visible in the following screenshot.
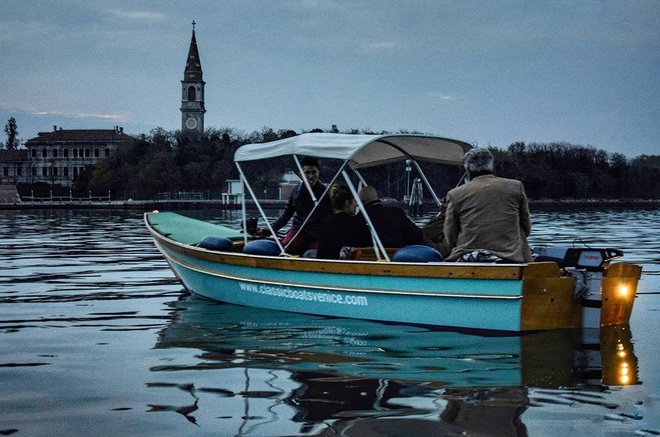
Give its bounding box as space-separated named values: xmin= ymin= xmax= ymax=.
xmin=532 ymin=246 xmax=623 ymax=271
xmin=532 ymin=246 xmax=624 ymax=329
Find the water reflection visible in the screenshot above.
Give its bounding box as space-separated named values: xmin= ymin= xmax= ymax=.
xmin=152 ymin=294 xmax=639 ymax=435
xmin=1 ymin=208 xmax=655 ymax=436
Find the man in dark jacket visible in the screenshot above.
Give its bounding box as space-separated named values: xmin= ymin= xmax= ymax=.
xmin=358 ymin=186 xmax=424 ymax=248
xmin=271 ymin=156 xmax=332 ymax=254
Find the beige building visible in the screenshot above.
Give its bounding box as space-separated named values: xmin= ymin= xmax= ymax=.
xmin=0 ymin=149 xmax=28 ymax=184
xmin=0 ymin=126 xmax=137 ymax=188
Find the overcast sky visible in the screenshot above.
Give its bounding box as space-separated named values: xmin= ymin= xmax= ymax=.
xmin=1 ymin=1 xmax=658 ymax=157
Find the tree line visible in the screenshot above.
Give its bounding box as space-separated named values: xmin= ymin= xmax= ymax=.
xmin=77 ymin=126 xmax=659 ymax=201
xmin=5 ymin=121 xmax=658 ymax=200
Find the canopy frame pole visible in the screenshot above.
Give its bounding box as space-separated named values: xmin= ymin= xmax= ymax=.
xmin=373 ymin=139 xmax=444 ymax=206
xmin=293 ymin=155 xmax=318 ymax=203
xmin=236 ymin=162 xmax=287 ymax=254
xmin=343 ymin=170 xmax=390 ymax=262
xmin=282 ymin=157 xmax=348 ymax=253
xmin=410 ymin=159 xmax=442 ymax=206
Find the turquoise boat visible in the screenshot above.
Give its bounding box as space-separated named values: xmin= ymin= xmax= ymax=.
xmin=145 ymin=133 xmax=641 ymax=332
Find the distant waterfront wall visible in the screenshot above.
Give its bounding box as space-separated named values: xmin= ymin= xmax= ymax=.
xmin=1 ymin=198 xmax=658 ymax=211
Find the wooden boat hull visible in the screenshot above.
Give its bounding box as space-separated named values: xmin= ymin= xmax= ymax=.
xmin=146 ymin=212 xmax=641 ymax=332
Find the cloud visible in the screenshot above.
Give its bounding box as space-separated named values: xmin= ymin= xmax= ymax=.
xmin=32 ymin=110 xmax=130 ymax=121
xmin=108 ymin=9 xmax=167 ymax=21
xmin=428 ymin=93 xmax=457 ymax=101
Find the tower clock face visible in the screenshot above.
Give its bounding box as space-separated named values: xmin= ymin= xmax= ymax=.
xmin=185 ymin=117 xmax=198 ymax=130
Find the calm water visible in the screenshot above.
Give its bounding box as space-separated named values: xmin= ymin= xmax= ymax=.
xmin=1 ymin=207 xmax=658 ymax=436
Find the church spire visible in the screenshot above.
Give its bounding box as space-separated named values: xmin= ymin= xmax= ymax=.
xmin=184 ymin=21 xmax=203 ymax=82
xmin=180 ymin=21 xmax=205 ymax=134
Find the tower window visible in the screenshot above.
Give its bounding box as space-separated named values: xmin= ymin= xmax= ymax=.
xmin=188 ymin=86 xmax=196 ymax=101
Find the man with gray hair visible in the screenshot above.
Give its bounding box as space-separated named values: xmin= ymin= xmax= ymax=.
xmin=443 ymin=148 xmax=533 ymax=263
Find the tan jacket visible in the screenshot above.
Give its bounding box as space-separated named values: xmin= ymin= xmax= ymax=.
xmin=443 ymin=174 xmax=532 ymax=262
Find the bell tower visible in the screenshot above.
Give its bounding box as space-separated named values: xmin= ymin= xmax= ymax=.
xmin=180 ymin=21 xmax=205 ymax=135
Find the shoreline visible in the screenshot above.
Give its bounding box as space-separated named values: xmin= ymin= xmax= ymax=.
xmin=1 ymin=198 xmax=658 ymax=211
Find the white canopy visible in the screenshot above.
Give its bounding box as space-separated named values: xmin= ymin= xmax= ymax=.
xmin=233 ymin=133 xmax=472 ymax=168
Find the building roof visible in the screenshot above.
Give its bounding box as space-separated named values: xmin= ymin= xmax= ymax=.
xmin=0 ymin=149 xmax=28 ymax=161
xmin=25 ymin=128 xmax=138 ymax=145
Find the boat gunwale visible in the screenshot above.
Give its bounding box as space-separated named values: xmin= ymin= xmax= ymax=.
xmin=145 ymin=212 xmax=528 ymax=281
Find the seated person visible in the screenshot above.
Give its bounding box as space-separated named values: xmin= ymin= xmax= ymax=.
xmin=316 ymin=185 xmax=371 ymax=259
xmin=270 ymin=156 xmax=332 ymax=254
xmin=422 ymin=196 xmax=451 ymax=258
xmin=443 ymin=148 xmax=532 ymax=263
xmin=358 ymin=186 xmax=424 ymax=248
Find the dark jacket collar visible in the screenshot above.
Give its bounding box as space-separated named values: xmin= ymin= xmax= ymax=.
xmin=469 ymin=170 xmax=494 ymax=180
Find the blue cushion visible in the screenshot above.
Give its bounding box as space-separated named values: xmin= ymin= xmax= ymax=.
xmin=392 ymin=245 xmax=443 ymax=262
xmin=199 ymin=236 xmax=234 ymax=251
xmin=243 ymin=239 xmax=281 ymax=256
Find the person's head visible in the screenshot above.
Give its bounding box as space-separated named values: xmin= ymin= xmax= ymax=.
xmin=330 ymin=185 xmax=357 ymax=215
xmin=463 ymin=148 xmax=494 ymax=177
xmin=300 ymin=156 xmax=320 ymax=186
xmin=358 ymin=185 xmax=379 ymax=205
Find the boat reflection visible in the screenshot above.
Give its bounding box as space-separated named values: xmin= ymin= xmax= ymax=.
xmin=151 ymin=295 xmax=639 ymax=435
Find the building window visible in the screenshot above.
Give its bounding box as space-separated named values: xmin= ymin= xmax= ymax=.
xmin=105 ymin=148 xmax=110 ymax=157
xmin=63 ymin=167 xmax=68 ymax=177
xmin=53 ymin=149 xmax=58 ymax=158
xmin=73 ymin=167 xmax=79 ymax=178
xmin=53 ymin=167 xmax=58 ymax=177
xmin=94 ymin=148 xmax=100 ymax=158
xmin=2 ymin=167 xmax=7 ymax=177
xmin=79 ymin=148 xmax=83 ymax=157
xmin=31 ymin=149 xmax=37 ymax=158
xmin=63 ymin=148 xmax=69 ymax=158
xmin=84 ymin=148 xmax=90 ymax=158
xmin=42 ymin=149 xmax=48 ymax=158
xmin=42 ymin=167 xmax=48 ymax=177
xmin=17 ymin=167 xmax=22 ymax=176
xmin=188 ymin=85 xmax=196 ymax=101
xmin=73 ymin=148 xmax=78 ymax=158
xmin=32 ymin=168 xmax=36 ymax=176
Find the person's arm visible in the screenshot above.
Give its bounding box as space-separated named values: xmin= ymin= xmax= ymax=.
xmin=518 ymin=183 xmax=532 ymax=236
xmin=443 ymin=195 xmax=459 ymax=251
xmin=271 ymin=187 xmax=297 ymax=232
